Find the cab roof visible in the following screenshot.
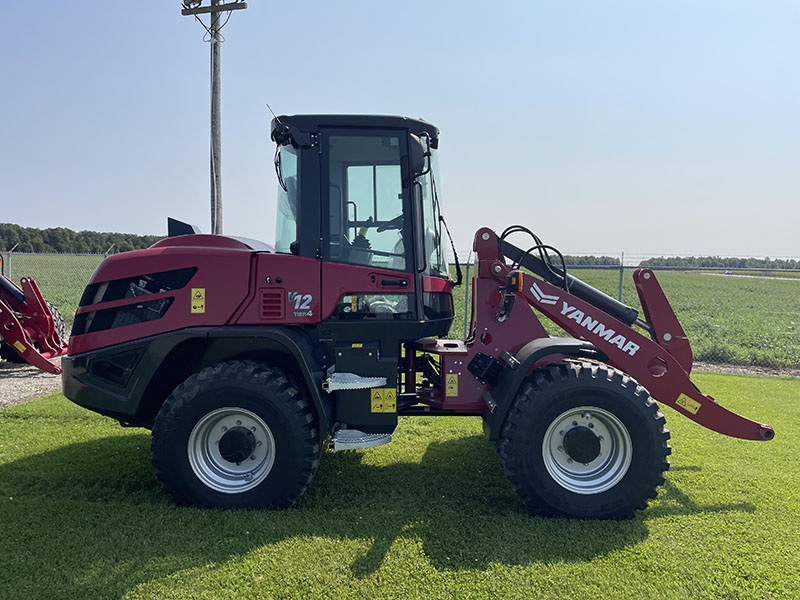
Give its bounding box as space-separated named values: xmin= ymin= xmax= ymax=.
xmin=271 ymin=114 xmax=439 ymax=145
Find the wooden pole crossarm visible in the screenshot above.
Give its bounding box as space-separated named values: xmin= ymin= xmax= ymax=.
xmin=181 ymin=2 xmax=247 ymax=16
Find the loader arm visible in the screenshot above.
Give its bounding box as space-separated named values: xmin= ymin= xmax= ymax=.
xmin=496 ymin=263 xmax=774 ymax=441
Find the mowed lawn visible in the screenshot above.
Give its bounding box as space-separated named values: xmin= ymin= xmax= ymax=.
xmin=0 ymin=372 xmax=797 ymax=599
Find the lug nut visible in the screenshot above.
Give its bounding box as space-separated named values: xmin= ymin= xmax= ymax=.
xmin=557 ymin=446 xmax=563 ymax=451
xmin=236 ymin=420 xmax=242 ymax=426
xmin=588 ymin=423 xmax=594 ymax=429
xmin=567 ymin=459 xmax=573 ymax=464
xmin=256 ymin=441 xmax=262 ymax=447
xmin=250 ymin=455 xmax=256 ymax=460
xmin=572 ymin=421 xmax=578 ymax=426
xmin=221 ymin=426 xmax=227 ymax=432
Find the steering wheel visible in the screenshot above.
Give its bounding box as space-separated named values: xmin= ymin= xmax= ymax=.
xmin=376 ymin=215 xmax=404 ymax=232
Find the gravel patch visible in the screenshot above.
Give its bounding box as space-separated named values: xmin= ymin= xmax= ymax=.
xmin=694 ymin=361 xmax=800 ymax=378
xmin=0 ymin=358 xmax=62 ymax=409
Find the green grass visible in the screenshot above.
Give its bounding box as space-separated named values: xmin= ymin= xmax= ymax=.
xmin=1 ymin=373 xmax=798 ymax=599
xmin=451 ymin=266 xmax=800 ymax=368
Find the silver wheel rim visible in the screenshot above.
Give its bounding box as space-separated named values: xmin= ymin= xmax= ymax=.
xmin=188 ymin=407 xmax=276 ymax=494
xmin=542 ymin=406 xmax=632 ymax=495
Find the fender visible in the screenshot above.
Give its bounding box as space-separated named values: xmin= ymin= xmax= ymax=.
xmin=62 ymin=326 xmax=333 ymax=435
xmin=481 ymin=337 xmax=605 ymax=440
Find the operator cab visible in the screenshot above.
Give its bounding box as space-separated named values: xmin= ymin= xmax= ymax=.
xmin=271 ymin=115 xmax=455 ymax=337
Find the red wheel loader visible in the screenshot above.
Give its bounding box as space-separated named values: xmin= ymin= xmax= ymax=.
xmin=61 ymin=115 xmax=773 ymax=518
xmin=0 ymin=264 xmax=67 ymax=373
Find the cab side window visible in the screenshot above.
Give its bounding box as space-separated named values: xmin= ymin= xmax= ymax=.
xmin=327 ymin=134 xmax=408 ymax=271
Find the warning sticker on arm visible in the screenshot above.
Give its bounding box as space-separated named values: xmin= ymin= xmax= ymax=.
xmin=675 ymin=393 xmax=701 ymax=415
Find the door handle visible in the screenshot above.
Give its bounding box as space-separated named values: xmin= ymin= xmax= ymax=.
xmin=380 ymin=279 xmax=409 ymax=287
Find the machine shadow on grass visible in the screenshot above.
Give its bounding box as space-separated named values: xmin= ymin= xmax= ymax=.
xmin=0 ymin=431 xmax=755 ymax=595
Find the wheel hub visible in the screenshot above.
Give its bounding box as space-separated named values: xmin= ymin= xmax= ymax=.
xmin=542 ymin=406 xmax=633 ymax=495
xmin=187 ymin=407 xmax=276 ymax=494
xmin=563 ymin=426 xmax=601 ymax=464
xmin=218 ymin=426 xmax=257 ymax=464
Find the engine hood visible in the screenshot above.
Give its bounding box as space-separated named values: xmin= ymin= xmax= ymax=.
xmin=151 ymin=234 xmax=274 ymax=253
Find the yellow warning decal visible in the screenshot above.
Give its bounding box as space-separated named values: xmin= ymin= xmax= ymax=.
xmin=191 ymin=288 xmax=206 ymax=314
xmin=351 ymin=295 xmax=358 ymax=312
xmin=370 ymin=388 xmax=397 ymax=413
xmin=676 ymin=393 xmax=701 ymax=415
xmin=351 ymin=343 xmax=363 ymax=348
xmin=13 ymin=340 xmax=26 ymax=354
xmin=445 ymin=373 xmax=459 ymax=397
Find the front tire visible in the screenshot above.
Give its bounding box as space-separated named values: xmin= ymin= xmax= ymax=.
xmin=151 ymin=360 xmax=320 ymax=509
xmin=498 ymin=361 xmax=671 ymax=519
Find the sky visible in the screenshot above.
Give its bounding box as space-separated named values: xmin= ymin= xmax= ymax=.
xmin=1 ymin=1 xmax=798 ymax=258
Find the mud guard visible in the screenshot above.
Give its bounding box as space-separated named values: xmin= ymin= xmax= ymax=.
xmin=481 ymin=337 xmax=606 ymax=440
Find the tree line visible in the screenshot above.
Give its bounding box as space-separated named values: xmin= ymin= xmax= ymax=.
xmin=639 ymin=256 xmax=800 ymax=270
xmin=0 ymin=223 xmax=162 ymax=254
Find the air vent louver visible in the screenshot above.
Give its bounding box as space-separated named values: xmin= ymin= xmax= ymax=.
xmin=260 ymin=289 xmax=284 ymax=320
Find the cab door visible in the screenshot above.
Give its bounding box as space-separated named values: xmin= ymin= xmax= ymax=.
xmin=319 ymin=129 xmax=417 ymax=326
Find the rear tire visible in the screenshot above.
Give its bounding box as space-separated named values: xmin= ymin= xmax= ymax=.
xmin=498 ymin=361 xmax=671 ymax=519
xmin=151 ymin=360 xmax=320 ymax=509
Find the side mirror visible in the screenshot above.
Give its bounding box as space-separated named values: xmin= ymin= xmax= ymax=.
xmin=409 ymin=134 xmax=430 ymax=177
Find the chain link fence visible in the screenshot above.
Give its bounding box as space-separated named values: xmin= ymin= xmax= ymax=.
xmin=1 ymin=252 xmax=105 ymax=329
xmin=2 ymin=251 xmax=798 ymax=372
xmin=453 ymin=252 xmax=800 ymax=372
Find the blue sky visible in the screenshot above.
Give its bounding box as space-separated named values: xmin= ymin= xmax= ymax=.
xmin=2 ymin=1 xmax=798 ymax=257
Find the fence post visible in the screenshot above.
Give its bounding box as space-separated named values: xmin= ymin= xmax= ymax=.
xmin=463 ymin=255 xmax=472 ymax=339
xmin=617 ymin=252 xmax=624 ymax=301
xmin=7 ymin=244 xmax=19 ymax=280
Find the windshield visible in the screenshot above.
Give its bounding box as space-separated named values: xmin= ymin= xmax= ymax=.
xmin=416 ymin=147 xmax=448 ymax=277
xmin=274 ymin=145 xmax=298 ymax=254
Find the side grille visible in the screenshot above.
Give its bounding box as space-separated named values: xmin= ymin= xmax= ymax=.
xmin=260 ymin=289 xmax=284 ymax=320
xmin=80 ymin=267 xmax=197 ymax=307
xmin=72 ymin=298 xmax=174 ymax=336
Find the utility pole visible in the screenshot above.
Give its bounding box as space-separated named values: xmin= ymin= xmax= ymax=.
xmin=181 ymin=1 xmax=247 ymax=235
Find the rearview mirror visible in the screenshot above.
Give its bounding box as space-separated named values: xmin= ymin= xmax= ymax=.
xmin=409 ymin=133 xmax=430 ymax=177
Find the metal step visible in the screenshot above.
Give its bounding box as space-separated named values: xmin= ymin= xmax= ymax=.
xmin=329 ymin=428 xmax=392 ymax=452
xmin=322 ymin=372 xmax=387 ymax=392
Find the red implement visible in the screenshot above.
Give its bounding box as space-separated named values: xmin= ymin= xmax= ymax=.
xmin=0 ymin=275 xmax=67 ymax=375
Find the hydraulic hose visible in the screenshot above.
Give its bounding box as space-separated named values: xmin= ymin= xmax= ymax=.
xmin=499 ymin=238 xmax=639 ymax=326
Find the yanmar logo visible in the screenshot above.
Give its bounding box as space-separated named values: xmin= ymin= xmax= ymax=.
xmin=529 ymin=282 xmax=559 ymax=305
xmin=560 ymin=301 xmax=640 ymax=356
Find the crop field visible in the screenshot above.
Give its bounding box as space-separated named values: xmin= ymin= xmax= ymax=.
xmin=3 ymin=254 xmax=799 ymax=368
xmin=0 ymin=372 xmax=798 ymax=599
xmin=451 ymin=267 xmax=800 ymax=368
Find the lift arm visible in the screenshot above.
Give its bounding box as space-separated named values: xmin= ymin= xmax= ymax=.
xmin=497 ymin=264 xmax=774 ymax=441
